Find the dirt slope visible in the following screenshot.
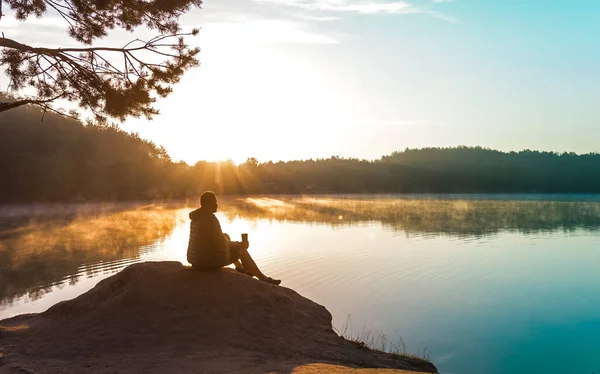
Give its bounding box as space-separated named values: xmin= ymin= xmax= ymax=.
xmin=0 ymin=261 xmax=437 ymax=374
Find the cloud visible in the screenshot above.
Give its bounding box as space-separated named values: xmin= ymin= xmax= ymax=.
xmin=255 ymin=0 xmax=420 ymax=15
xmin=0 ymin=11 xmax=86 ymax=48
xmin=424 ymin=9 xmax=458 ymax=22
xmin=180 ymin=1 xmax=343 ymax=45
xmin=180 ymin=0 xmax=458 ymax=50
xmin=199 ymin=19 xmax=340 ymax=45
xmin=298 ymin=15 xmax=343 ymax=21
xmin=252 ymin=0 xmax=456 ymax=19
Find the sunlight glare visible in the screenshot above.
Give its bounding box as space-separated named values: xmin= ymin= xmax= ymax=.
xmin=245 ymin=198 xmax=290 ymax=208
xmin=123 ymin=29 xmax=353 ymax=165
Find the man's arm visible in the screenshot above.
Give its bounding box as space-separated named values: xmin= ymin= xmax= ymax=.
xmin=208 ymin=215 xmax=227 ymax=250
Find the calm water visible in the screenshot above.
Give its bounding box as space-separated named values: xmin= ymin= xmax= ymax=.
xmin=2 ymin=195 xmax=600 ymax=374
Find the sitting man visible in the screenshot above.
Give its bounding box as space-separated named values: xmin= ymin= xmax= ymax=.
xmin=187 ymin=191 xmax=281 ymax=285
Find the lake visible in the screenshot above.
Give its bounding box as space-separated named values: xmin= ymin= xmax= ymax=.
xmin=2 ymin=195 xmax=600 ymax=374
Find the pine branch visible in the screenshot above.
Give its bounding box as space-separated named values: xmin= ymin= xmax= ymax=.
xmin=0 ymin=94 xmax=64 ymax=112
xmin=0 ymin=30 xmax=200 ymax=120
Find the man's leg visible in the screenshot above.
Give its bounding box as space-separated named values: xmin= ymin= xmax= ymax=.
xmin=226 ymin=238 xmax=280 ymax=284
xmin=239 ymin=248 xmax=270 ymax=281
xmin=224 ymin=234 xmax=245 ymax=270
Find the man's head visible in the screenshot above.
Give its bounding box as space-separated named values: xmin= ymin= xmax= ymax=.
xmin=200 ymin=191 xmax=218 ymax=212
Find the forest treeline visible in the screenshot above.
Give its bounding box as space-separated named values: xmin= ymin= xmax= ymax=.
xmin=1 ymin=104 xmax=599 ymax=202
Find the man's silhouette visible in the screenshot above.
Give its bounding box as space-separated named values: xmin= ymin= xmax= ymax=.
xmin=187 ymin=191 xmax=281 ymax=285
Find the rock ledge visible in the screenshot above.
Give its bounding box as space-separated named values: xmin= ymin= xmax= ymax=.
xmin=0 ymin=261 xmax=437 ymax=373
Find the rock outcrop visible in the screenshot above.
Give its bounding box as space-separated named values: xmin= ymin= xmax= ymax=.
xmin=0 ymin=262 xmax=437 ymax=373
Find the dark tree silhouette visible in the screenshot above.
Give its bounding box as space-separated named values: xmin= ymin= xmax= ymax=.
xmin=2 ymin=106 xmax=600 ymax=202
xmin=0 ymin=0 xmax=201 ymax=120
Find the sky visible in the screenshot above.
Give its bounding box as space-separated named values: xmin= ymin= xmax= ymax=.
xmin=3 ymin=0 xmax=600 ymax=164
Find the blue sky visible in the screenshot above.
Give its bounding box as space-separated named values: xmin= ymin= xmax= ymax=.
xmin=4 ymin=0 xmax=600 ymax=163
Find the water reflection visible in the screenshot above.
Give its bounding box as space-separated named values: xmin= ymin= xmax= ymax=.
xmin=0 ymin=203 xmax=183 ymax=308
xmin=2 ymin=196 xmax=600 ymax=312
xmin=3 ymin=196 xmax=600 ymax=374
xmin=220 ymin=196 xmax=600 ymax=236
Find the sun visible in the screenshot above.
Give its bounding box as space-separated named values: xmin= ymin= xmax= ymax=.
xmin=122 ymin=34 xmax=351 ymax=165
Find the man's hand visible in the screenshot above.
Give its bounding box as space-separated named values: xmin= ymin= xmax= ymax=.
xmin=241 ymin=241 xmax=250 ymax=250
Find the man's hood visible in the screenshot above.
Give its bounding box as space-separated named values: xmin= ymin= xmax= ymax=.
xmin=189 ymin=207 xmax=211 ymax=221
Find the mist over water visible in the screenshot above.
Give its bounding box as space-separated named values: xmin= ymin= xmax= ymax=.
xmin=1 ymin=195 xmax=600 ymax=374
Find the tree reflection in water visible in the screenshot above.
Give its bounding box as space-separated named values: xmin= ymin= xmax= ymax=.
xmin=0 ymin=203 xmax=184 ymax=308
xmin=2 ymin=196 xmax=599 ymax=308
xmin=220 ymin=196 xmax=600 ymax=237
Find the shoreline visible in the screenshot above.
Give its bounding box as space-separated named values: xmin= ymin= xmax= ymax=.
xmin=0 ymin=262 xmax=438 ymax=374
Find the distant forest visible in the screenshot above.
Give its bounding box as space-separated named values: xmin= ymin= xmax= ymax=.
xmin=1 ymin=104 xmax=599 ymax=202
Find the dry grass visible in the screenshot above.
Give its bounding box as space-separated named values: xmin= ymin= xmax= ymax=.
xmin=336 ymin=316 xmax=432 ymax=365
